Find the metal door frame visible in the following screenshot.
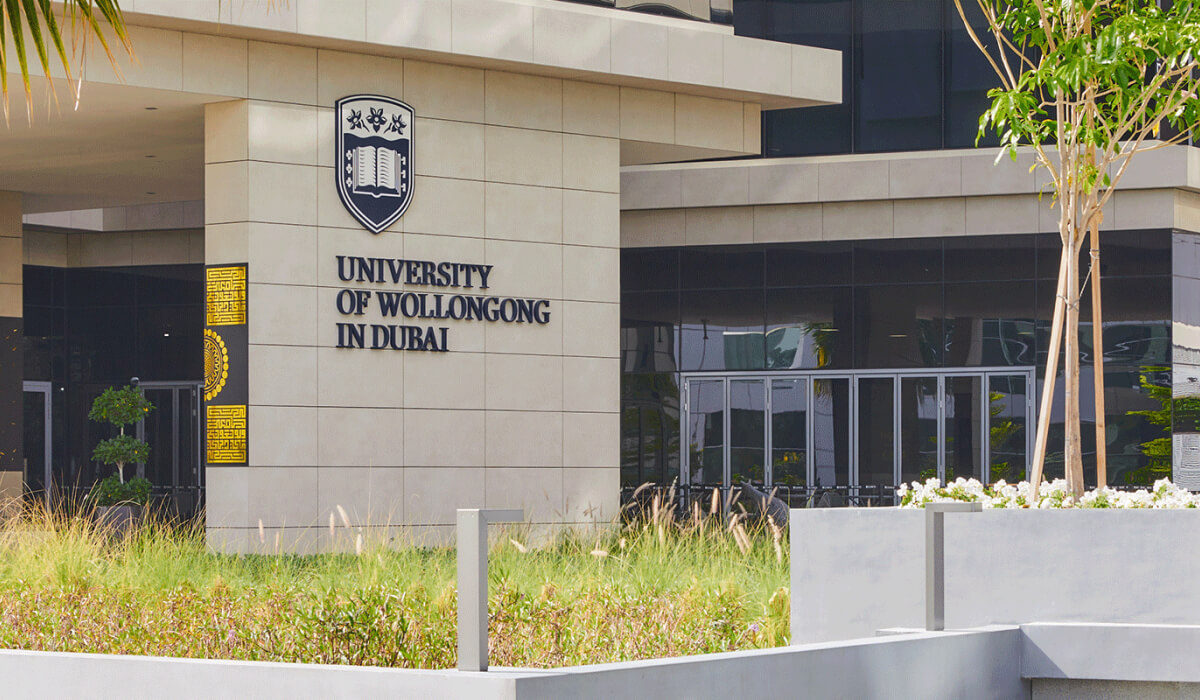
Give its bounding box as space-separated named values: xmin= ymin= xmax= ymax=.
xmin=681 ymin=367 xmax=1036 ymax=490
xmin=22 ymin=381 xmax=53 ymax=504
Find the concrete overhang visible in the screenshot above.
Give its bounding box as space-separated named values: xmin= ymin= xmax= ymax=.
xmin=2 ymin=0 xmax=840 ymax=214
xmin=119 ymin=0 xmax=841 ymax=110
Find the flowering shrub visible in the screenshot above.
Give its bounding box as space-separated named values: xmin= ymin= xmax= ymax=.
xmin=897 ymin=477 xmax=1200 ymax=509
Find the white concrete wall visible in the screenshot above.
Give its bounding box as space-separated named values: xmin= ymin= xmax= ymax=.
xmin=0 ymin=627 xmax=1026 ymax=700
xmin=790 ymin=509 xmax=1200 ymax=644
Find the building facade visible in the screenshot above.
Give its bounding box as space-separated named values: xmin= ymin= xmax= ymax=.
xmin=2 ymin=0 xmax=1195 ymax=552
xmin=618 ymin=0 xmax=1200 ymax=502
xmin=0 ymin=0 xmax=837 ymax=549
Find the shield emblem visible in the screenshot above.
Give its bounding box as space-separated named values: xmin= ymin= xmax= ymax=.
xmin=335 ymin=95 xmax=414 ymax=234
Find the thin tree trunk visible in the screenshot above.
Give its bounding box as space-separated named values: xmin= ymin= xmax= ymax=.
xmin=1090 ymin=221 xmax=1108 ymax=486
xmin=1029 ymin=250 xmax=1070 ymax=500
xmin=1065 ymin=232 xmax=1085 ymax=498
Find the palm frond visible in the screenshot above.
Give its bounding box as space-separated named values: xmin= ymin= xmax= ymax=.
xmin=1 ymin=0 xmax=132 ymax=123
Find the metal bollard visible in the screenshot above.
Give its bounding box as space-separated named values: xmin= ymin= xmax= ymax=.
xmin=456 ymin=508 xmax=523 ymax=672
xmin=925 ymin=501 xmax=982 ymax=632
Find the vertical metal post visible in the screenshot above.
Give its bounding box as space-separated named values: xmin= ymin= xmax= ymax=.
xmin=924 ymin=501 xmax=982 ymax=631
xmin=456 ymin=508 xmax=522 ymax=672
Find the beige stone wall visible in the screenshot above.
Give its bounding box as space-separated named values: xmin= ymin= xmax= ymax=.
xmin=23 ymin=229 xmax=203 ymax=268
xmin=202 ymin=47 xmax=659 ymax=550
xmin=0 ymin=192 xmax=22 ymax=505
xmin=621 ymin=147 xmax=1200 ymax=247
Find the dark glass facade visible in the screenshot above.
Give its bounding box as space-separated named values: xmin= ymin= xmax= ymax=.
xmin=22 ymin=264 xmax=204 ymax=497
xmin=735 ymin=0 xmax=1000 ymax=156
xmin=620 ymin=231 xmax=1175 ymax=489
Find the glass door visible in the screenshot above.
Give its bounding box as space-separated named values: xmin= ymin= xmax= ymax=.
xmin=856 ymin=376 xmax=895 ymax=489
xmin=900 ymin=376 xmax=939 ymax=484
xmin=769 ymin=378 xmax=808 ymax=488
xmin=811 ymin=377 xmax=850 ymax=488
xmin=944 ymin=375 xmax=984 ymax=481
xmin=22 ymin=381 xmax=52 ymax=505
xmin=729 ymin=379 xmax=766 ymax=486
xmin=685 ymin=378 xmax=726 ymax=490
xmin=986 ymin=374 xmax=1030 ymax=483
xmin=136 ymin=382 xmax=203 ymax=518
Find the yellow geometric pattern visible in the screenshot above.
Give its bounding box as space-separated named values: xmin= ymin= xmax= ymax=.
xmin=206 ymin=405 xmax=247 ymax=464
xmin=203 ymin=328 xmax=229 ymax=402
xmin=206 ymin=266 xmax=247 ymax=325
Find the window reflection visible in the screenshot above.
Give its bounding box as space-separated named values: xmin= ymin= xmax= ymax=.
xmin=621 ymin=291 xmax=679 ymax=373
xmin=853 ymin=284 xmax=943 ymax=368
xmin=680 ymin=290 xmax=766 ymax=371
xmin=766 ymin=287 xmax=853 ymax=369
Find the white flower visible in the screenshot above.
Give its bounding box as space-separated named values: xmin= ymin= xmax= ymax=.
xmin=896 ymin=478 xmax=1199 ymax=510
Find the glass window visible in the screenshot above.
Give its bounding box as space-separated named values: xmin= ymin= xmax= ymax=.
xmin=855 ymin=0 xmax=942 ymax=152
xmin=621 ymin=373 xmax=682 ymax=487
xmin=765 ymin=242 xmax=852 ymax=287
xmin=680 ymin=248 xmax=763 ymax=289
xmin=1097 ymin=230 xmax=1171 ymax=278
xmin=944 ymin=281 xmax=1037 ymax=367
xmin=944 ymin=0 xmax=1002 ymax=149
xmin=812 ymin=377 xmax=850 ymax=487
xmin=944 ymin=235 xmax=1036 ymax=282
xmin=854 ymin=239 xmax=942 ymax=285
xmin=770 ymin=378 xmax=808 ymax=486
xmin=766 ymin=286 xmax=853 ymax=369
xmin=680 ymin=290 xmax=765 ymax=371
xmin=135 ymin=265 xmax=204 ymax=306
xmin=853 ymin=284 xmax=944 ymax=368
xmin=900 ymin=376 xmax=939 ymax=483
xmin=857 ymin=376 xmax=895 ymax=485
xmin=945 ymin=375 xmax=983 ymax=480
xmin=621 ymin=291 xmax=680 ymax=373
xmin=729 ymin=379 xmax=767 ymax=485
xmin=748 ymin=0 xmax=854 ymax=156
xmin=66 ymin=268 xmax=137 ymax=307
xmin=686 ymin=379 xmax=726 ymax=486
xmin=621 ymin=249 xmax=679 ymax=292
xmin=988 ymin=374 xmax=1028 ymax=483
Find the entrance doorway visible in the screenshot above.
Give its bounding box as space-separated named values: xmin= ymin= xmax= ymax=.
xmin=681 ymin=368 xmax=1034 ymax=504
xmin=136 ymin=382 xmax=204 ymax=518
xmin=22 ymin=381 xmax=52 ymax=504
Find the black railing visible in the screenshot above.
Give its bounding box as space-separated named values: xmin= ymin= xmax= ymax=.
xmin=620 ymin=483 xmax=899 ymax=519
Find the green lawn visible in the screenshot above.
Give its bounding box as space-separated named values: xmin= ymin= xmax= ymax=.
xmin=0 ymin=501 xmax=789 ymax=668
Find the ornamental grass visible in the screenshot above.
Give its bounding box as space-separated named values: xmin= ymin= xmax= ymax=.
xmin=0 ymin=490 xmax=788 ymax=668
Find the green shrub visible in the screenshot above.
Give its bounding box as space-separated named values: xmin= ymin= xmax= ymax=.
xmin=88 ymin=385 xmax=154 ymax=485
xmin=90 ymin=474 xmax=152 ymax=507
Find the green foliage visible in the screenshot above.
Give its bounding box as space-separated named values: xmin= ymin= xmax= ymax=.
xmin=88 ymin=386 xmax=153 ymax=483
xmin=0 ymin=0 xmax=132 ymax=122
xmin=970 ymin=0 xmax=1200 ymax=174
xmin=1126 ymin=366 xmax=1174 ymax=485
xmin=88 ymin=386 xmax=154 ymax=428
xmin=89 ymin=474 xmax=151 ymax=507
xmin=92 ymin=434 xmax=150 ymax=470
xmin=0 ymin=502 xmax=790 ymax=668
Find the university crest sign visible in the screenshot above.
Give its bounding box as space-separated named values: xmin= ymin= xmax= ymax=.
xmin=335 ymin=95 xmax=414 ymax=234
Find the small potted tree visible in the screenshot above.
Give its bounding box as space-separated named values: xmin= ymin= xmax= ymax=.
xmin=88 ymin=386 xmax=154 ymax=531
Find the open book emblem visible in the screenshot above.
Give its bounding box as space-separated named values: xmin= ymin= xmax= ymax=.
xmin=335 ymin=95 xmax=414 ymax=234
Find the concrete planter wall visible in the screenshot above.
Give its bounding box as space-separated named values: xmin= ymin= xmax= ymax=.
xmin=790 ymin=508 xmax=1200 ymax=644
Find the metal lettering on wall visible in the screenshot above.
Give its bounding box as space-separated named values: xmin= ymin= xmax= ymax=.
xmin=332 ymin=255 xmax=552 ymax=353
xmin=205 ymin=264 xmax=249 ymax=465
